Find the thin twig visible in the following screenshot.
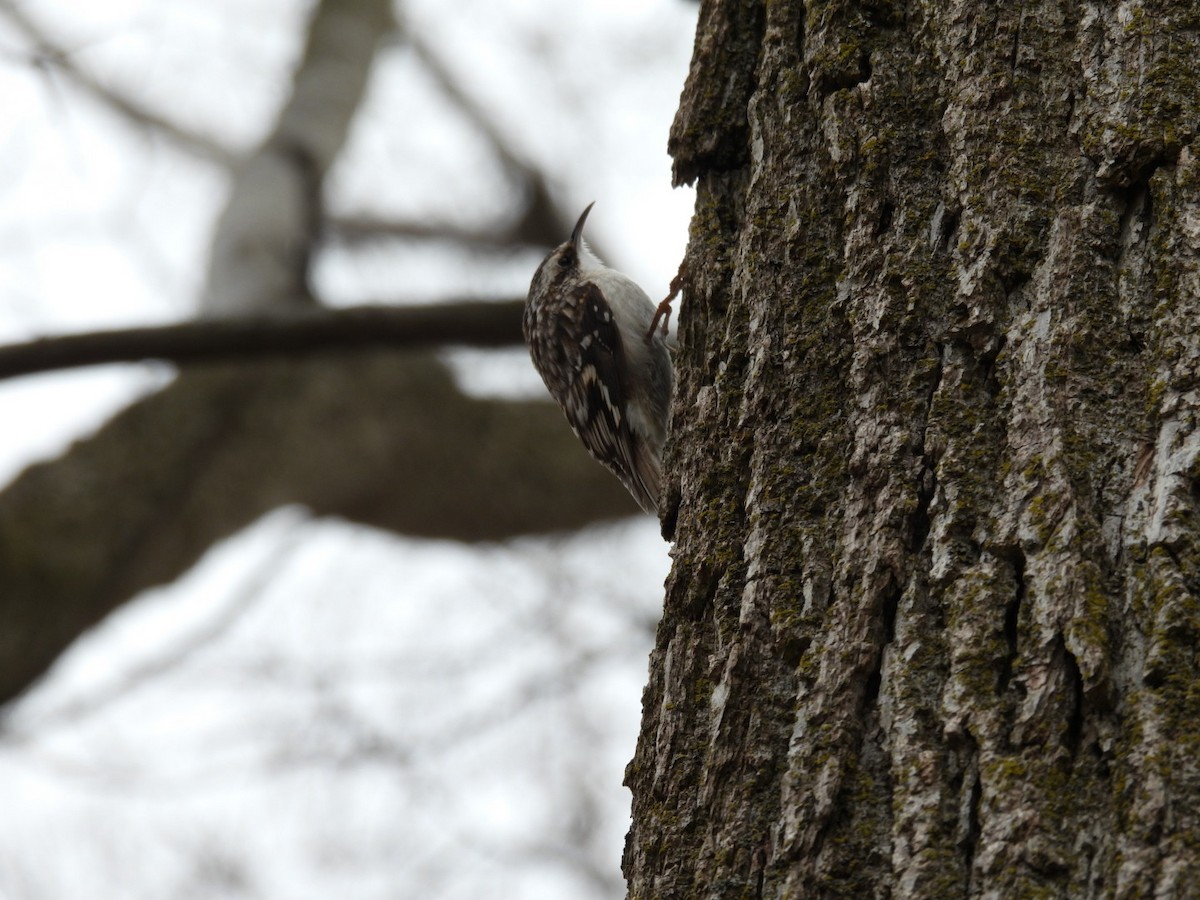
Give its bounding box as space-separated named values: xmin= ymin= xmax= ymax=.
xmin=0 ymin=513 xmax=310 ymax=740
xmin=0 ymin=0 xmax=237 ymax=166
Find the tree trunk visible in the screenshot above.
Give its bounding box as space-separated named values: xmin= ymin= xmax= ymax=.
xmin=202 ymin=0 xmax=392 ymax=314
xmin=625 ymin=1 xmax=1200 ymax=897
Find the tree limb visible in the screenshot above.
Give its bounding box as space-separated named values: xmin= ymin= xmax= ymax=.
xmin=0 ymin=301 xmax=525 ymax=382
xmin=0 ymin=352 xmax=640 ymax=708
xmin=324 ymin=213 xmax=547 ymax=252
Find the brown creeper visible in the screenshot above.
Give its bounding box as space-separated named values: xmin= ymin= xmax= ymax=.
xmin=524 ymin=203 xmax=673 ymax=515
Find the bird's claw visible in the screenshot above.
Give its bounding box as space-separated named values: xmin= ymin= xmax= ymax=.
xmin=646 ymin=262 xmax=686 ymax=343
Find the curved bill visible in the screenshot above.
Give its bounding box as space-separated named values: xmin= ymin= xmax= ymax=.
xmin=570 ymin=202 xmax=596 ymax=250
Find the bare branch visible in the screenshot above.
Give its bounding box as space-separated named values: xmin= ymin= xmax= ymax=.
xmin=0 ymin=352 xmax=639 ymax=707
xmin=0 ymin=301 xmax=525 ymax=381
xmin=402 ymin=25 xmax=568 ymax=251
xmin=325 ymin=213 xmax=546 ymax=252
xmin=0 ymin=516 xmax=307 ymax=740
xmin=0 ymin=0 xmax=237 ymax=166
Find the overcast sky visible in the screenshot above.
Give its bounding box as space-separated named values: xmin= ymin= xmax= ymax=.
xmin=0 ymin=1 xmax=696 ymax=896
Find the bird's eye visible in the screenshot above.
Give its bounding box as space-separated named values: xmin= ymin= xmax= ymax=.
xmin=557 ymin=250 xmax=574 ymax=268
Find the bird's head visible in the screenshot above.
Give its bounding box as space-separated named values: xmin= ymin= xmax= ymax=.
xmin=527 ymin=202 xmax=601 ymax=306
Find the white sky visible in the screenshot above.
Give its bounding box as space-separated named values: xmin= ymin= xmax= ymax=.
xmin=0 ymin=0 xmax=696 ymax=896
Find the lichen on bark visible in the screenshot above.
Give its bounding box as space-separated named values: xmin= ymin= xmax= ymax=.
xmin=625 ymin=0 xmax=1200 ymax=897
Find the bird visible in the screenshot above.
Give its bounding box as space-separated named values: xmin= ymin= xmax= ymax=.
xmin=523 ymin=203 xmax=674 ymax=515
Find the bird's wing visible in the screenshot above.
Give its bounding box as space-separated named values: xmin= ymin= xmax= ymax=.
xmin=553 ymin=282 xmax=657 ymax=513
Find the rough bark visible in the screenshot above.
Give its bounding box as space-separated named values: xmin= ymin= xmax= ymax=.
xmin=626 ymin=1 xmax=1200 ymax=897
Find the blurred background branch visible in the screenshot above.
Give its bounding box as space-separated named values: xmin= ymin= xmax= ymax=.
xmin=0 ymin=0 xmax=237 ymax=165
xmin=0 ymin=300 xmax=525 ymax=380
xmin=0 ymin=0 xmax=694 ymax=896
